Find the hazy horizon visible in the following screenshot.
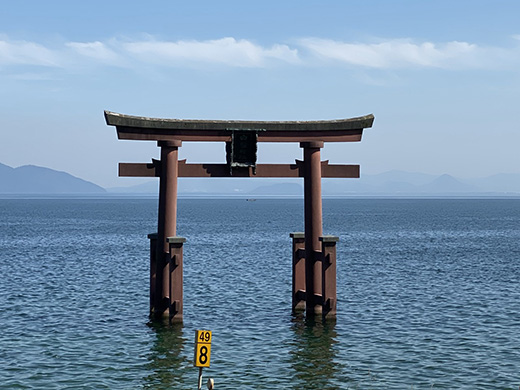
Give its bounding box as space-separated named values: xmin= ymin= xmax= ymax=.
xmin=3 ymin=160 xmax=520 ymax=196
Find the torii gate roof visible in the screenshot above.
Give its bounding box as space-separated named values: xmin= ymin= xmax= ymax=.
xmin=104 ymin=111 xmax=374 ymax=143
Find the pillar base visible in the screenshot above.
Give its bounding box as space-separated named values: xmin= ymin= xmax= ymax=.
xmin=290 ymin=233 xmax=339 ymax=319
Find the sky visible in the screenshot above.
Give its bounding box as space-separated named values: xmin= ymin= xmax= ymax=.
xmin=1 ymin=0 xmax=519 ymax=188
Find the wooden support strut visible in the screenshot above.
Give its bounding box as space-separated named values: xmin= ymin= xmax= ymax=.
xmin=119 ymin=160 xmax=360 ymax=178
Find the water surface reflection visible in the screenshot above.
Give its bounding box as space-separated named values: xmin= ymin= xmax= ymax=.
xmin=143 ymin=322 xmax=189 ymax=390
xmin=289 ymin=315 xmax=342 ymax=390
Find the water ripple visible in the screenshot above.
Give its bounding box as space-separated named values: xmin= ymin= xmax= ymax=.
xmin=1 ymin=198 xmax=520 ymax=389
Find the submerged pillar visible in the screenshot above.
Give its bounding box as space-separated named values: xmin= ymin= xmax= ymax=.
xmin=301 ymin=141 xmax=324 ymax=316
xmin=320 ymin=235 xmax=339 ymax=318
xmin=167 ymin=237 xmax=186 ymax=323
xmin=290 ymin=232 xmax=306 ymax=311
xmin=148 ymin=233 xmax=158 ymax=313
xmin=154 ymin=140 xmax=182 ymax=319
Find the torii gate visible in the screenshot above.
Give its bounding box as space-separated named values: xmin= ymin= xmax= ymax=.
xmin=105 ymin=110 xmax=374 ymax=323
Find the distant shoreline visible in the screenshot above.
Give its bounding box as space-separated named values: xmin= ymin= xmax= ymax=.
xmin=2 ymin=193 xmax=520 ymax=200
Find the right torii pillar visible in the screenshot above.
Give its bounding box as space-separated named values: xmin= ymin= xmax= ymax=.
xmin=292 ymin=141 xmax=339 ymax=319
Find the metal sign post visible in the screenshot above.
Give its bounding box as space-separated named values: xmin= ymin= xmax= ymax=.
xmin=194 ymin=330 xmax=212 ymax=390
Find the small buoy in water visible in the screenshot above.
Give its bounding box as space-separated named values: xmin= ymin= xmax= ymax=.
xmin=207 ymin=378 xmax=214 ymax=389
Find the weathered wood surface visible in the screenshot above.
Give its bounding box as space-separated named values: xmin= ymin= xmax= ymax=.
xmin=105 ymin=111 xmax=374 ymax=143
xmin=119 ymin=160 xmax=360 ymax=178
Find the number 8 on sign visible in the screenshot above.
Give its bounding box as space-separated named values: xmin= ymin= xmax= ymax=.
xmin=194 ymin=330 xmax=212 ymax=368
xmin=196 ymin=344 xmax=211 ymax=366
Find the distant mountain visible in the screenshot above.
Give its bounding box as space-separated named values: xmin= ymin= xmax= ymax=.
xmin=419 ymin=174 xmax=478 ymax=194
xmin=107 ymin=178 xmax=302 ymax=195
xmin=108 ymin=180 xmax=159 ymax=194
xmin=363 ymin=170 xmax=438 ymax=186
xmin=0 ymin=163 xmax=105 ymax=194
xmin=110 ymin=170 xmax=520 ymax=196
xmin=249 ymin=182 xmax=303 ymax=196
xmin=22 ymin=164 xmax=515 ymax=197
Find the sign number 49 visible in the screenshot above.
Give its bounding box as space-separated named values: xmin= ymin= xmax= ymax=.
xmin=194 ymin=330 xmax=212 ymax=368
xmin=198 ymin=330 xmax=211 ymax=343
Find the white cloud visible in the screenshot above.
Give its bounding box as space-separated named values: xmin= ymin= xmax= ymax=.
xmin=299 ymin=38 xmax=517 ymax=69
xmin=0 ymin=38 xmax=60 ymax=66
xmin=1 ymin=34 xmax=519 ymax=72
xmin=0 ymin=35 xmax=299 ymax=70
xmin=123 ymin=37 xmax=299 ymax=67
xmin=66 ymin=41 xmax=120 ymax=65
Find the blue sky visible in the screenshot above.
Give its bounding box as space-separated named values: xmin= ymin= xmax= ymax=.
xmin=1 ymin=0 xmax=519 ymax=187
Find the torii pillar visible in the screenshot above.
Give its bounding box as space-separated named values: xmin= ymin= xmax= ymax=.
xmin=302 ymin=141 xmax=323 ymax=315
xmin=154 ymin=140 xmax=182 ymax=320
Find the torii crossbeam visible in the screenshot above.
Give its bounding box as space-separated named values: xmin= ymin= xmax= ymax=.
xmin=105 ymin=110 xmax=375 ymax=322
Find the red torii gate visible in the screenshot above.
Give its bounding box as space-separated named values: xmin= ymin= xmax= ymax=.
xmin=105 ymin=110 xmax=374 ymax=323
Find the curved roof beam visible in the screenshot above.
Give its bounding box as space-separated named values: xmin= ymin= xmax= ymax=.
xmin=104 ymin=111 xmax=374 ymax=143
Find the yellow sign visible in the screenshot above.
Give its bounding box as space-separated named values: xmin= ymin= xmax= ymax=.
xmin=194 ymin=330 xmax=212 ymax=367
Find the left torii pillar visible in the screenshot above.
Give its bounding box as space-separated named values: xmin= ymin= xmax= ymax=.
xmin=153 ymin=140 xmax=185 ymax=323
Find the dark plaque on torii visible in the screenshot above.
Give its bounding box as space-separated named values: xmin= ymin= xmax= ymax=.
xmin=105 ymin=110 xmax=375 ymax=323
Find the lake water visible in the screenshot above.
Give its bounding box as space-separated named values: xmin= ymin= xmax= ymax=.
xmin=1 ymin=198 xmax=519 ymax=389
